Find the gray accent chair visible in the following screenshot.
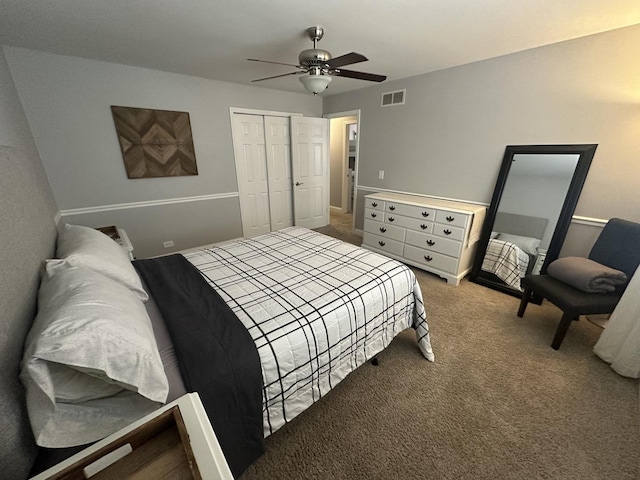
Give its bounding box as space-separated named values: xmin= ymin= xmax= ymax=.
xmin=517 ymin=218 xmax=640 ymax=349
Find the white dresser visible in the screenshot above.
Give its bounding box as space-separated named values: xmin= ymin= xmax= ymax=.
xmin=362 ymin=192 xmax=486 ymax=285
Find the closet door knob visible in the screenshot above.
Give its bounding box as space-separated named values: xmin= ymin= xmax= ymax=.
xmin=422 ymin=212 xmax=430 ymax=217
xmin=295 ymin=182 xmax=304 ymax=186
xmin=379 ymin=227 xmax=387 ymax=233
xmin=379 ymin=241 xmax=386 ymax=247
xmin=426 ymin=240 xmax=435 ymax=246
xmin=443 ymin=229 xmax=452 ymax=235
xmin=446 ymin=216 xmax=454 ymax=222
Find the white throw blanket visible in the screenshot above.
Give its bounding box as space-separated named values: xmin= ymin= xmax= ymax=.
xmin=593 ymin=265 xmax=640 ymax=378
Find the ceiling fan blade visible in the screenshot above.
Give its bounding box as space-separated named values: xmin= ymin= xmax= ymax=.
xmin=333 ymin=69 xmax=387 ymax=82
xmin=251 ymin=71 xmax=306 ymax=82
xmin=325 ymin=52 xmax=368 ymax=69
xmin=247 ymin=58 xmax=303 ymax=69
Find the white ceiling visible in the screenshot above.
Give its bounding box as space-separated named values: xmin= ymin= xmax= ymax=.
xmin=1 ymin=0 xmax=640 ymax=96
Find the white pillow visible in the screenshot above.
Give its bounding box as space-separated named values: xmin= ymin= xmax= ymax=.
xmin=20 ymin=260 xmax=168 ymax=447
xmin=56 ymin=224 xmax=148 ymax=301
xmin=497 ymin=233 xmax=540 ymax=255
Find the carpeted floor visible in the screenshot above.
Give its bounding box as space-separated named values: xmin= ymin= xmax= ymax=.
xmin=240 ymin=213 xmax=639 ymax=480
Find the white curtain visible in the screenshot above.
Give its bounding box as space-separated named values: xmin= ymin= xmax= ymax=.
xmin=593 ymin=265 xmax=640 ymax=378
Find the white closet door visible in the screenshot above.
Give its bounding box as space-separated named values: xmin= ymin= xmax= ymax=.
xmin=264 ymin=116 xmax=293 ymax=230
xmin=231 ymin=114 xmax=271 ymax=237
xmin=291 ymin=116 xmax=330 ymax=229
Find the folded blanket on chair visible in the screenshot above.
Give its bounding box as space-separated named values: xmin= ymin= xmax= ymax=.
xmin=547 ymin=257 xmax=627 ymax=293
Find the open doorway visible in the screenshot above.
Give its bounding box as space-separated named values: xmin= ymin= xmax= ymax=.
xmin=325 ymin=110 xmax=361 ymax=234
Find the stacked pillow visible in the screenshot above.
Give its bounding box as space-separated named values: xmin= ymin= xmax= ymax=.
xmin=20 ymin=224 xmax=168 ymax=447
xmin=493 ymin=232 xmax=541 ymax=256
xmin=55 ymin=224 xmax=148 ymax=301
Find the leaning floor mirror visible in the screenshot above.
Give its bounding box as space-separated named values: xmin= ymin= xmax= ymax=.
xmin=471 ymin=144 xmax=597 ymax=298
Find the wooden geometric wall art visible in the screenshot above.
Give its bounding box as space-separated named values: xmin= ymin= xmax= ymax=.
xmin=111 ymin=106 xmax=198 ymax=179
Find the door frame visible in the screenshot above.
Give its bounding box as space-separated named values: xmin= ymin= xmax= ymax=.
xmin=343 ymin=121 xmax=357 ymax=214
xmin=323 ymin=109 xmax=361 ymax=233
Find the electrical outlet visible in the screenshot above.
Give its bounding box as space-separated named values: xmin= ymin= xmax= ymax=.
xmin=163 ymin=240 xmax=174 ymax=248
xmin=378 ymin=170 xmax=385 ymax=180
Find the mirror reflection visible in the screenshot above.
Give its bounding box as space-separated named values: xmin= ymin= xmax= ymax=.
xmin=471 ymin=144 xmax=597 ymax=298
xmin=481 ymin=153 xmax=579 ymax=290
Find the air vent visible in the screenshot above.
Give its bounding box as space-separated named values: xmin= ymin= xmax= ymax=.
xmin=381 ymin=89 xmax=406 ymax=107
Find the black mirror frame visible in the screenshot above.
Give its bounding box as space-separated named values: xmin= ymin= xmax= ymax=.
xmin=470 ymin=144 xmax=597 ymax=299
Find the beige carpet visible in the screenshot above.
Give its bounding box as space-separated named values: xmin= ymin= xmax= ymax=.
xmin=240 ymin=213 xmax=639 ymax=480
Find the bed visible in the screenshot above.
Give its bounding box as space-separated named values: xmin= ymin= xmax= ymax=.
xmin=16 ymin=224 xmax=433 ymax=478
xmin=481 ymin=212 xmax=548 ymax=290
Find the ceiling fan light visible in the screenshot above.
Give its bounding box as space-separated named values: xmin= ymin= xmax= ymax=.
xmin=299 ymin=74 xmax=332 ymax=95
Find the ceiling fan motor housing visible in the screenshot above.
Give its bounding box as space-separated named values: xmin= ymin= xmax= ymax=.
xmin=298 ymin=49 xmax=332 ymax=68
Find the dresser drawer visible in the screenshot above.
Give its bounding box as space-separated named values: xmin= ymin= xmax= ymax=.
xmin=364 ymin=219 xmax=406 ymax=242
xmin=403 ymin=245 xmax=458 ymax=274
xmin=364 ymin=208 xmax=384 ymax=221
xmin=380 ymin=213 xmax=433 ymax=233
xmin=434 ymin=209 xmax=470 ymax=229
xmin=363 ymin=232 xmax=404 ymax=256
xmin=365 ymin=198 xmax=385 ymax=211
xmin=432 ymin=223 xmax=465 ymax=242
xmin=400 ymin=217 xmax=434 ymax=234
xmin=405 ymin=230 xmax=462 ymax=258
xmin=385 ymin=202 xmax=436 ymax=220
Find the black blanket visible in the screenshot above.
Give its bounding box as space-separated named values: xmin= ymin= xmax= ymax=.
xmin=134 ymin=254 xmax=264 ymax=478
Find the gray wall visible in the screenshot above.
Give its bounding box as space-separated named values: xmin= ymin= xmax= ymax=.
xmin=324 ymin=25 xmax=640 ymax=256
xmin=4 ymin=47 xmax=322 ymax=258
xmin=0 ymin=46 xmax=59 ymax=479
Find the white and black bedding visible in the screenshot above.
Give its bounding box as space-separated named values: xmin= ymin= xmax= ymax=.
xmin=481 ymin=238 xmax=531 ymax=290
xmin=23 ymin=225 xmax=433 ymax=478
xmin=140 ymin=226 xmax=433 ymax=475
xmin=134 ymin=253 xmax=264 ymax=478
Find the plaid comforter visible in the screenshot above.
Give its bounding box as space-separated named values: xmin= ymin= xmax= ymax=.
xmin=481 ymin=238 xmax=530 ymax=290
xmin=184 ymin=227 xmax=433 ymax=437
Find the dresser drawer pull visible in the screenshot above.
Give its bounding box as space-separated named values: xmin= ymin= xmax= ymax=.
xmin=421 ymin=211 xmax=430 ymax=217
xmin=379 ymin=227 xmax=387 ymax=233
xmin=424 ymin=255 xmax=433 ymax=262
xmin=426 ymin=240 xmax=436 ymax=246
xmin=420 ymin=224 xmax=428 ymax=230
xmin=372 ymin=202 xmax=378 ymax=207
xmin=443 ymin=229 xmax=452 ymax=235
xmin=378 ymin=241 xmax=386 ymax=247
xmin=388 ymin=217 xmax=395 ymax=222
xmin=446 ymin=216 xmax=455 ymax=222
xmin=370 ymin=213 xmax=377 ymax=218
xmin=389 ymin=205 xmax=396 ymax=211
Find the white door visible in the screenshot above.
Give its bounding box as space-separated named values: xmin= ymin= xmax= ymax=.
xmin=264 ymin=116 xmax=294 ymax=230
xmin=291 ymin=116 xmax=330 ymax=229
xmin=231 ymin=114 xmax=271 ymax=237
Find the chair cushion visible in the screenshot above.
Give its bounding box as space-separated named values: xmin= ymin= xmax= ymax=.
xmin=522 ymin=274 xmax=621 ymax=315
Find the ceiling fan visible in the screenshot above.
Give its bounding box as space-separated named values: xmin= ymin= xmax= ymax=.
xmin=248 ymin=26 xmax=387 ymax=95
